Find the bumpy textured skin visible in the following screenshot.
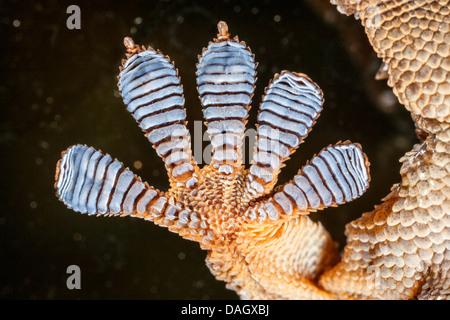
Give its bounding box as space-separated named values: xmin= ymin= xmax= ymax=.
xmin=54 ymin=22 xmax=371 ymax=299
xmin=320 ymin=0 xmax=450 ymax=299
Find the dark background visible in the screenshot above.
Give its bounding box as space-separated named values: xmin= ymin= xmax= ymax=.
xmin=1 ymin=0 xmax=416 ymax=299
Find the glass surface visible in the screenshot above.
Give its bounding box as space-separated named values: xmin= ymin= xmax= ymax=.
xmin=0 ymin=0 xmax=415 ymax=299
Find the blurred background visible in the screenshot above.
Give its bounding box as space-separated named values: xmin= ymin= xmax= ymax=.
xmin=1 ymin=0 xmax=416 ymax=299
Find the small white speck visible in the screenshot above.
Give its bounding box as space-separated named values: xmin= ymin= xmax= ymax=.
xmin=274 ymin=15 xmax=281 ymax=22
xmin=133 ymin=160 xmax=143 ymax=170
xmin=193 ymin=279 xmax=205 ymax=288
xmin=134 ymin=17 xmax=142 ymax=25
xmin=73 ymin=233 xmax=83 ymax=241
xmin=13 ymin=19 xmax=20 ymax=27
xmin=40 ymin=141 xmax=49 ymax=149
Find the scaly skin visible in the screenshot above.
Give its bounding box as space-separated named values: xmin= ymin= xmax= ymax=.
xmin=319 ymin=0 xmax=450 ymax=299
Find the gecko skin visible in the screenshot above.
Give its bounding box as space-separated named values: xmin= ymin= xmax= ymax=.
xmin=319 ymin=0 xmax=450 ymax=299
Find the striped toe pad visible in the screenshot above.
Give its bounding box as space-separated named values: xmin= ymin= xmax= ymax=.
xmin=55 ymin=145 xmax=158 ymax=216
xmin=249 ymin=72 xmax=324 ymax=194
xmin=272 ymin=142 xmax=370 ymax=216
xmin=197 ymin=39 xmax=256 ymax=174
xmin=118 ymin=48 xmax=195 ymax=183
